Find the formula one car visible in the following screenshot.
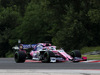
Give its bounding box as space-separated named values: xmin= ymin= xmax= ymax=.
xmin=14 ymin=43 xmax=87 ymax=63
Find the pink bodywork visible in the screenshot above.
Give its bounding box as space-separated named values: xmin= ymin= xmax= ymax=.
xmin=30 ymin=51 xmax=34 ymax=56
xmin=82 ymin=56 xmax=87 ymax=61
xmin=52 ymin=50 xmax=73 ymax=61
xmin=44 ymin=46 xmax=73 ymax=61
xmin=28 ymin=43 xmax=87 ymax=62
xmin=30 ymin=51 xmax=39 ymax=57
xmin=30 ymin=45 xmax=73 ymax=61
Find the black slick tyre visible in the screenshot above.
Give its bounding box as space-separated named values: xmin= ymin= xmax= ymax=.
xmin=15 ymin=51 xmax=26 ymax=63
xmin=42 ymin=51 xmax=55 ymax=63
xmin=70 ymin=50 xmax=81 ymax=58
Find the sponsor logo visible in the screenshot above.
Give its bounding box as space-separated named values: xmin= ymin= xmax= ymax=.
xmin=50 ymin=57 xmax=56 ymax=62
xmin=56 ymin=57 xmax=63 ymax=60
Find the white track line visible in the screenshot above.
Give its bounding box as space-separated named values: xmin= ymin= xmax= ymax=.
xmin=0 ymin=69 xmax=100 ymax=75
xmin=80 ymin=60 xmax=100 ymax=63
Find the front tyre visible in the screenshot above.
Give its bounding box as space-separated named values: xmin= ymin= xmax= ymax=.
xmin=15 ymin=51 xmax=26 ymax=63
xmin=42 ymin=51 xmax=55 ymax=63
xmin=70 ymin=50 xmax=81 ymax=58
xmin=70 ymin=50 xmax=82 ymax=62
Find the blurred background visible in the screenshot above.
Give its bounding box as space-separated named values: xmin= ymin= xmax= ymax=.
xmin=0 ymin=0 xmax=100 ymax=58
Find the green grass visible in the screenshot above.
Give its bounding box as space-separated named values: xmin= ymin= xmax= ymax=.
xmin=81 ymin=46 xmax=100 ymax=60
xmin=82 ymin=55 xmax=100 ymax=60
xmin=81 ymin=46 xmax=100 ymax=54
xmin=5 ymin=51 xmax=14 ymax=58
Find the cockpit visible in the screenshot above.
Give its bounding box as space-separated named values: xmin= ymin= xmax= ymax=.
xmin=42 ymin=46 xmax=56 ymax=51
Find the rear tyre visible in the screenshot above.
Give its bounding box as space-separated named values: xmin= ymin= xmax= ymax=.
xmin=70 ymin=50 xmax=81 ymax=58
xmin=42 ymin=51 xmax=55 ymax=63
xmin=15 ymin=51 xmax=26 ymax=63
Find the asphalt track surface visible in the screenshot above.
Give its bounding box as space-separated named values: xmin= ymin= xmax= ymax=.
xmin=0 ymin=58 xmax=100 ymax=69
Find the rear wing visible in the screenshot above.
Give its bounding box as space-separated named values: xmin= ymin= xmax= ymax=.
xmin=12 ymin=44 xmax=37 ymax=50
xmin=22 ymin=44 xmax=36 ymax=49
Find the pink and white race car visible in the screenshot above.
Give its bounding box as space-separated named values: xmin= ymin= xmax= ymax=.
xmin=14 ymin=43 xmax=87 ymax=63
